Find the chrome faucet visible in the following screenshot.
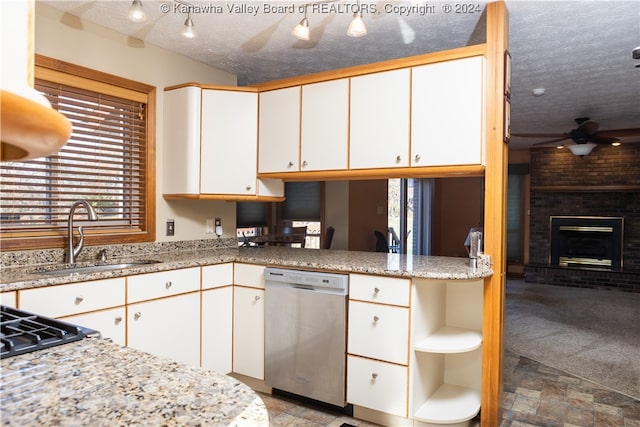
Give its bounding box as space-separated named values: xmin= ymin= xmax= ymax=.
xmin=67 ymin=199 xmax=98 ymax=264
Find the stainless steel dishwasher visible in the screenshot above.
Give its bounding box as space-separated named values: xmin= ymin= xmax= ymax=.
xmin=264 ymin=268 xmax=349 ymax=407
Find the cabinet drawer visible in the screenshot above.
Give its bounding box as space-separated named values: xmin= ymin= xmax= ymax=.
xmin=233 ymin=263 xmax=265 ymax=289
xmin=127 ymin=267 xmax=200 ymax=303
xmin=19 ymin=278 xmax=125 ymax=318
xmin=61 ymin=307 xmax=126 ymax=346
xmin=349 ymin=274 xmax=410 ymax=306
xmin=348 ymin=301 xmax=409 ymax=364
xmin=1 ymin=291 xmax=17 ymax=308
xmin=202 ymin=263 xmax=233 ymax=290
xmin=347 ymin=355 xmax=408 ymax=417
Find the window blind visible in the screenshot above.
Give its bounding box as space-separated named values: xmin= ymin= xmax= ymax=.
xmin=281 ymin=182 xmax=321 ymax=221
xmin=0 ymin=79 xmax=147 ymax=235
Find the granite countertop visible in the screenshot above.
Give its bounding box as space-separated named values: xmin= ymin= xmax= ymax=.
xmin=0 ymin=247 xmax=492 ymax=292
xmin=0 ymin=338 xmax=268 ymax=427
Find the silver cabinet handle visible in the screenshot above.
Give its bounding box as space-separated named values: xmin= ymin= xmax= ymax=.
xmin=371 ymin=373 xmax=378 ymax=380
xmin=373 ymin=316 xmax=379 ymax=322
xmin=415 ymin=154 xmax=421 ymax=162
xmin=75 ymin=295 xmax=84 ymax=304
xmin=254 ymin=295 xmax=261 ymax=301
xmin=134 ymin=312 xmax=142 ymax=320
xmin=114 ymin=316 xmax=123 ymax=324
xmin=373 ymin=287 xmax=380 ymax=294
xmin=396 ymin=155 xmax=402 ymax=162
xmin=246 ymin=185 xmax=252 ymax=191
xmin=287 ymin=161 xmax=294 ymax=168
xmin=302 ymin=160 xmax=308 ymax=167
xmin=165 ymin=281 xmax=172 ymax=289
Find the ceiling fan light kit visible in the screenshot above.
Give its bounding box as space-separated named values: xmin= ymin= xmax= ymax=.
xmin=567 ymin=142 xmax=597 ymax=156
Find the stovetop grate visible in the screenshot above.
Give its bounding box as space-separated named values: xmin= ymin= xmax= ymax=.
xmin=1 ymin=306 xmax=87 ymax=359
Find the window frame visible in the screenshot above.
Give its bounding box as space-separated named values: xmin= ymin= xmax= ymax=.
xmin=0 ymin=55 xmax=156 ymax=251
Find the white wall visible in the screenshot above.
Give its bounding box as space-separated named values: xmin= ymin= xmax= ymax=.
xmin=35 ymin=3 xmax=238 ymax=243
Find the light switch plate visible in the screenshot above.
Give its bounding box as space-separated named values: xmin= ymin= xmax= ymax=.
xmin=166 ymin=219 xmax=175 ymax=236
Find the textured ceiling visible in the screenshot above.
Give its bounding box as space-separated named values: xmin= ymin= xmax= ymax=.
xmin=41 ymin=0 xmax=640 ymax=149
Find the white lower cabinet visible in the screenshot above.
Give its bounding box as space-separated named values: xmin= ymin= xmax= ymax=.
xmin=410 ymin=279 xmax=483 ymax=425
xmin=62 ymin=307 xmax=126 ymax=346
xmin=201 ymin=263 xmax=234 ymax=373
xmin=201 ymin=286 xmax=233 ymax=373
xmin=127 ymin=291 xmax=200 ymax=366
xmin=0 ymin=291 xmax=17 ymax=307
xmin=233 ymin=286 xmax=265 ymax=379
xmin=347 ymin=355 xmax=408 ymax=417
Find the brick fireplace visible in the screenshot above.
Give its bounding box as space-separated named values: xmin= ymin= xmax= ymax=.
xmin=524 ymin=143 xmax=640 ymax=292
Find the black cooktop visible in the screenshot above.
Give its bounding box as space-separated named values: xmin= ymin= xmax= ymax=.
xmin=1 ymin=306 xmax=90 ymax=359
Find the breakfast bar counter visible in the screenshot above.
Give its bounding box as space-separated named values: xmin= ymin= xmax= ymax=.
xmin=0 ymin=338 xmax=268 ymax=426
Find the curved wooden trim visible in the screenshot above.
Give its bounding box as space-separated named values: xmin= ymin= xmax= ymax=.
xmin=0 ymin=89 xmax=72 ymax=161
xmin=251 ymin=44 xmax=488 ymax=91
xmin=164 ymin=82 xmax=259 ymax=92
xmin=531 ymin=185 xmax=640 ymax=192
xmin=258 ymin=165 xmax=485 ymax=181
xmin=163 ymin=194 xmax=286 ymax=202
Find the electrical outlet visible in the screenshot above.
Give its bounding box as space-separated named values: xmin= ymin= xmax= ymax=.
xmin=206 ymin=218 xmax=214 ymax=234
xmin=166 ymin=219 xmax=175 ymax=236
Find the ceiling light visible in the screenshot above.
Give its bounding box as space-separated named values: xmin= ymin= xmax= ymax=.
xmin=532 ymin=88 xmax=545 ymax=97
xmin=127 ymin=0 xmax=146 ymax=22
xmin=292 ymin=12 xmax=310 ymax=41
xmin=567 ymin=143 xmax=596 ymax=156
xmin=348 ymin=12 xmax=367 ymax=37
xmin=182 ymin=14 xmax=196 ymax=38
xmin=611 ymin=140 xmax=621 ymax=146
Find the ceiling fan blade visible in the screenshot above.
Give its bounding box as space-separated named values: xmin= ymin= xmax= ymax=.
xmin=597 ymin=128 xmax=640 ymax=138
xmin=577 ymin=120 xmax=599 ymax=136
xmin=511 ymin=133 xmax=566 ymax=138
xmin=532 ymin=136 xmax=570 ymax=146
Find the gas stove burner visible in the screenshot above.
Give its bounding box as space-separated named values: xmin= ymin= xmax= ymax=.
xmin=1 ymin=306 xmax=96 ymax=359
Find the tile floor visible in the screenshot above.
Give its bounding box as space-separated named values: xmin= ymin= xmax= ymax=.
xmin=258 ymin=351 xmax=640 ymax=426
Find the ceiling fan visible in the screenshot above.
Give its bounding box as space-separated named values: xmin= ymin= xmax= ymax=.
xmin=512 ymin=118 xmax=640 ymax=155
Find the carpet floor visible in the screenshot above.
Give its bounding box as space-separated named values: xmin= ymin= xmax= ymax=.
xmin=505 ymin=279 xmax=640 ymax=400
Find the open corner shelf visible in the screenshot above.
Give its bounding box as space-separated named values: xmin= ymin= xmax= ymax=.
xmin=414 ymin=326 xmax=482 ymax=354
xmin=413 ymin=383 xmax=480 ymax=424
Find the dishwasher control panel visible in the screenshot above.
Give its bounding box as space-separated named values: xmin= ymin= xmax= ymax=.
xmin=265 ymin=268 xmax=349 ymax=293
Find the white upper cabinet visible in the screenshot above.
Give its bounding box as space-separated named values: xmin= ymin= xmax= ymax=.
xmin=300 ymin=79 xmax=349 ymax=171
xmin=258 ymin=86 xmax=301 ymax=173
xmin=201 ymin=89 xmax=258 ymax=195
xmin=163 ymin=86 xmax=283 ymax=198
xmin=411 ymin=56 xmax=486 ymax=167
xmin=163 ymin=86 xmax=202 ymax=195
xmin=349 ymin=68 xmax=411 ymax=169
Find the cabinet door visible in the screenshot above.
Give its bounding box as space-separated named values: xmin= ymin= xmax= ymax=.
xmin=347 ymin=355 xmax=408 ymax=417
xmin=163 ymin=86 xmax=202 ymax=195
xmin=202 ymin=286 xmax=233 ymax=373
xmin=348 ymin=300 xmax=409 ymax=365
xmin=0 ymin=291 xmax=17 ymax=308
xmin=201 ymin=90 xmax=258 ymax=195
xmin=19 ymin=278 xmax=125 ymax=318
xmin=233 ymin=286 xmax=265 ymax=379
xmin=62 ymin=307 xmax=126 ymax=346
xmin=233 ymin=263 xmax=265 ymax=289
xmin=127 ymin=292 xmax=200 ymax=366
xmin=300 ymin=79 xmax=349 ymax=171
xmin=127 ymin=267 xmax=200 ymax=303
xmin=350 ymin=69 xmax=410 ymax=169
xmin=411 ymin=57 xmax=485 ymax=166
xmin=258 ymin=87 xmax=301 ymax=173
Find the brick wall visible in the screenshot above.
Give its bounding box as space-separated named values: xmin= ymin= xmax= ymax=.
xmin=525 ymin=143 xmax=640 ymax=291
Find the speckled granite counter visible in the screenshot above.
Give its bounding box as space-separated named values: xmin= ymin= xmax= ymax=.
xmin=1 ymin=247 xmax=492 ymax=292
xmin=0 ymin=338 xmax=268 ymax=426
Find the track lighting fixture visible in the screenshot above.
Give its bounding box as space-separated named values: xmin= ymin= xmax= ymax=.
xmin=127 ymin=0 xmax=146 ymax=23
xmin=292 ymin=7 xmax=310 ymax=41
xmin=347 ymin=1 xmax=367 ymax=37
xmin=182 ymin=13 xmax=196 ymax=38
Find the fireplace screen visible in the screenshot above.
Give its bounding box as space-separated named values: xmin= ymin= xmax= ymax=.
xmin=550 ymin=216 xmax=623 ymax=271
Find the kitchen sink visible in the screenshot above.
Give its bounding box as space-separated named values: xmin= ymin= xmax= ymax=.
xmin=31 ymin=260 xmax=162 ymax=276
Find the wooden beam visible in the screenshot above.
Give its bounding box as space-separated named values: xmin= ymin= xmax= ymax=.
xmin=482 ymin=1 xmax=509 ymax=425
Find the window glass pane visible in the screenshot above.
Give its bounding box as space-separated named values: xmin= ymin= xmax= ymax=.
xmin=236 ymin=202 xmax=267 ymax=227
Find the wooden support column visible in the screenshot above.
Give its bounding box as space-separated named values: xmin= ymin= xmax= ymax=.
xmin=482 ymin=1 xmax=509 ymax=425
